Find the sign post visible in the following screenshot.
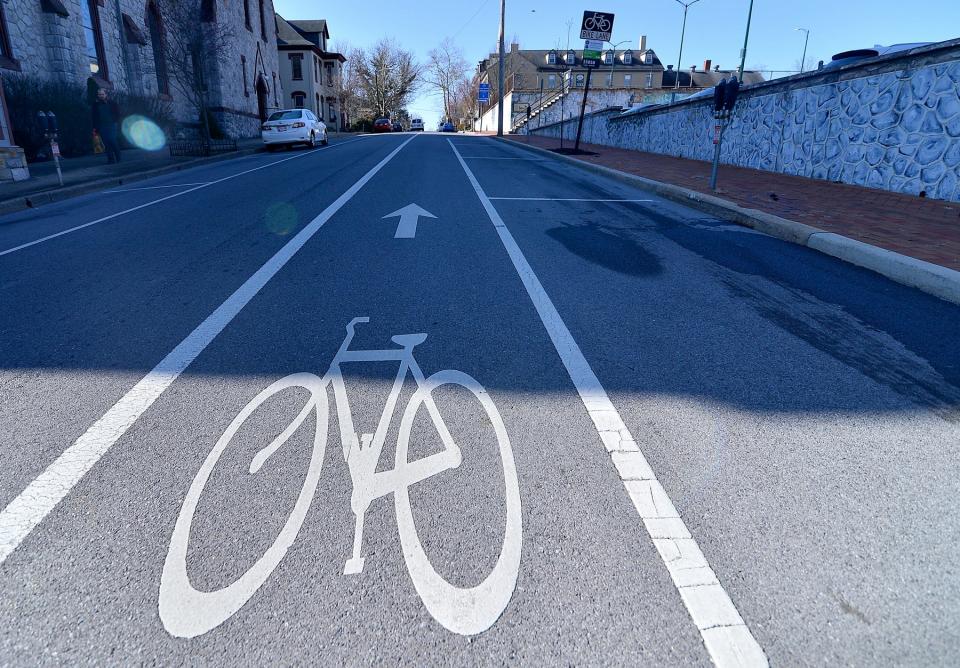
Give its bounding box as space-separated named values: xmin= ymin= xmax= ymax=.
xmin=709 ymin=76 xmax=740 ymax=191
xmin=574 ymin=10 xmax=614 ymax=152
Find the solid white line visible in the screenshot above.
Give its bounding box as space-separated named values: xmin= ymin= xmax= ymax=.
xmin=488 ymin=197 xmax=654 ymax=203
xmin=459 ymin=157 xmax=547 ymax=160
xmin=0 ymin=138 xmax=367 ymax=258
xmin=448 ymin=139 xmax=767 ymax=668
xmin=0 ymin=134 xmax=418 ymax=565
xmin=103 ymin=183 xmax=211 ymax=193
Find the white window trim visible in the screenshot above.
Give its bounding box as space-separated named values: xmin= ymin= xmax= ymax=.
xmin=623 ymin=51 xmax=633 ymax=65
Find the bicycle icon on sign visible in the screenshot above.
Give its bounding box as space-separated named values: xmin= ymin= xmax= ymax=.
xmin=583 ymin=13 xmax=612 ymax=33
xmin=159 ymin=317 xmax=522 ymax=639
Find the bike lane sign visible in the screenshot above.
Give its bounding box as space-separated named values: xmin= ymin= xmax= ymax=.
xmin=580 ymin=10 xmax=614 ymax=43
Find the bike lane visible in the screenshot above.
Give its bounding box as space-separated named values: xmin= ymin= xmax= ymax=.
xmin=0 ymin=135 xmax=712 ymax=664
xmin=449 ymin=138 xmax=960 ymax=665
xmin=0 ymin=137 xmax=407 ymax=515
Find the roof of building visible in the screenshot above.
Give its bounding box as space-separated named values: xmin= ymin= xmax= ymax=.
xmin=661 ymin=68 xmax=765 ymax=87
xmin=485 ymin=48 xmax=665 ymax=72
xmin=275 ymin=15 xmax=345 ymax=61
xmin=276 ymin=15 xmax=313 ymax=47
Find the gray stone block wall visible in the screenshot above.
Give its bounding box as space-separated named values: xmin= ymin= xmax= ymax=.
xmin=530 ymin=42 xmax=960 ymax=203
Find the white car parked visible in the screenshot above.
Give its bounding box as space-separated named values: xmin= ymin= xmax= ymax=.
xmin=409 ymin=118 xmax=424 ymax=131
xmin=261 ymin=109 xmax=328 ymax=150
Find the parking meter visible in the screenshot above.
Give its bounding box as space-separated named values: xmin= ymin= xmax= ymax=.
xmin=37 ymin=111 xmax=50 ymax=134
xmin=46 ymin=111 xmax=58 ymax=133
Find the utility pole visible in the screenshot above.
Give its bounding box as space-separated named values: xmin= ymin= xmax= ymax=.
xmin=497 ymin=0 xmax=506 ymax=136
xmin=737 ymin=0 xmax=755 ymax=82
xmin=673 ymin=0 xmax=702 ymax=90
xmin=796 ymin=27 xmax=810 ymax=72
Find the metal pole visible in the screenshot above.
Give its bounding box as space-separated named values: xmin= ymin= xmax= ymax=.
xmin=709 ymin=117 xmax=724 ymax=190
xmin=737 ymin=0 xmax=754 ymax=82
xmin=497 ymin=0 xmax=505 ymax=136
xmin=537 ymin=79 xmax=544 ymax=130
xmin=797 ymin=28 xmax=810 ymax=72
xmin=673 ymin=0 xmax=701 ymax=90
xmin=574 ymin=68 xmax=592 ymax=152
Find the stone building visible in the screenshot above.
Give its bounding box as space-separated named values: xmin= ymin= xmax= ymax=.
xmin=0 ymin=0 xmax=284 ymax=138
xmin=275 ymin=16 xmax=346 ymax=131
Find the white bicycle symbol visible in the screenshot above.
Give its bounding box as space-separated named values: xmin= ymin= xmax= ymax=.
xmin=583 ymin=13 xmax=611 ymax=33
xmin=159 ymin=317 xmax=522 ymax=638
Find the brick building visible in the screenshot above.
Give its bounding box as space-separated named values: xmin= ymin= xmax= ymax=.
xmin=0 ymin=0 xmax=283 ymax=138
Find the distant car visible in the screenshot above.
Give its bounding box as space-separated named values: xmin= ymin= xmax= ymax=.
xmin=441 ymin=122 xmax=456 ymax=133
xmin=409 ymin=118 xmax=424 ymax=131
xmin=372 ymin=118 xmax=392 ymax=133
xmin=392 ymin=121 xmax=404 ymax=132
xmin=262 ymin=109 xmax=327 ymax=150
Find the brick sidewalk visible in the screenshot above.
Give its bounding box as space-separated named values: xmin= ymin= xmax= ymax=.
xmin=507 ymin=135 xmax=960 ymax=271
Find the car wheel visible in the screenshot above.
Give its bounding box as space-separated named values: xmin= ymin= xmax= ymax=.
xmin=321 ymin=131 xmax=329 ymax=146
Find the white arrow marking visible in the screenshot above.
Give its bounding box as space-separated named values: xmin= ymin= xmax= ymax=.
xmin=383 ymin=203 xmax=437 ymax=239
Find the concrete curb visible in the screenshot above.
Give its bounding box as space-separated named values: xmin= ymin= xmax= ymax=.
xmin=498 ymin=137 xmax=960 ymax=306
xmin=0 ymin=147 xmax=262 ymax=217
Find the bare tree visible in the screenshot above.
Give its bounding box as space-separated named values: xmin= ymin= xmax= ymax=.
xmin=156 ymin=0 xmax=235 ymax=141
xmin=425 ymin=38 xmax=470 ymax=120
xmin=353 ymin=39 xmax=420 ymax=118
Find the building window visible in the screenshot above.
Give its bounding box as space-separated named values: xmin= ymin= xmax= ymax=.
xmin=243 ymin=0 xmax=251 ymax=30
xmin=566 ymin=50 xmax=576 ymax=65
xmin=624 ymin=74 xmax=632 ymax=87
xmin=645 ymin=72 xmax=653 ymax=88
xmin=547 ymin=51 xmax=557 ymax=65
xmin=0 ymin=1 xmax=15 ymax=64
xmin=290 ymin=53 xmax=303 ymax=80
xmin=314 ymin=58 xmax=319 ymax=83
xmin=241 ymin=55 xmax=249 ymax=96
xmin=147 ymin=2 xmax=168 ymax=95
xmin=316 ymin=93 xmax=321 ymax=115
xmin=603 ymin=51 xmax=613 ymax=65
xmin=80 ymin=0 xmax=108 ymax=78
xmin=292 ymin=91 xmax=305 ymax=108
xmin=644 ymin=51 xmax=653 ymax=65
xmin=623 ymin=50 xmax=633 ymax=65
xmin=325 ymin=63 xmax=334 ymax=86
xmin=548 ymin=74 xmax=557 ymax=88
xmin=272 ymin=72 xmax=278 ymax=106
xmin=259 ymin=0 xmax=267 ymax=40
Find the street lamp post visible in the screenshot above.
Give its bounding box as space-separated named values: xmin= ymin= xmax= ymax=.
xmin=606 ymin=39 xmax=631 ymax=92
xmin=796 ymin=28 xmax=810 ymax=72
xmin=737 ymin=0 xmax=755 ymax=82
xmin=497 ymin=0 xmax=506 ymax=137
xmin=673 ymin=0 xmax=702 ymax=91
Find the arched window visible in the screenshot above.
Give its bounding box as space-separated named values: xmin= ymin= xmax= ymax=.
xmin=80 ymin=0 xmax=108 ymax=78
xmin=259 ymin=0 xmax=267 ymax=40
xmin=200 ymin=0 xmax=216 ymax=22
xmin=243 ymin=0 xmax=251 ymax=30
xmin=147 ymin=1 xmax=169 ymax=95
xmin=0 ymin=0 xmax=16 ymax=67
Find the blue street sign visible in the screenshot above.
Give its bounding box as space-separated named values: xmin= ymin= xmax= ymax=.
xmin=478 ymin=83 xmax=490 ymax=103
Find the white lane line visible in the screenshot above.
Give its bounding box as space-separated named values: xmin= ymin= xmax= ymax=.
xmin=0 ymin=137 xmax=367 ymax=258
xmin=489 ymin=197 xmax=654 ymax=203
xmin=103 ymin=183 xmax=211 ymax=193
xmin=448 ymin=139 xmax=767 ymax=668
xmin=0 ymin=134 xmax=418 ymax=566
xmin=459 ymin=157 xmax=547 ymax=161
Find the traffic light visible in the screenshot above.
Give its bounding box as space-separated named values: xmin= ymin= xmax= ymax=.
xmin=713 ymin=79 xmax=727 ymax=114
xmin=723 ymin=77 xmax=740 ymax=112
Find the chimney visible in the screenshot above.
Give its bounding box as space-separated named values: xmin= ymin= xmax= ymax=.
xmin=510 ymin=42 xmax=519 ymax=54
xmin=714 ymin=64 xmax=720 ymax=72
xmin=639 ymin=35 xmax=647 ymax=51
xmin=703 ymin=59 xmax=712 ymax=71
xmin=690 ymin=65 xmax=696 ymax=72
xmin=666 ymin=64 xmax=674 ymax=70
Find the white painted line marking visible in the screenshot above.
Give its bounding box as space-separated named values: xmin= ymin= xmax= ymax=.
xmin=0 ymin=138 xmax=367 ymax=258
xmin=448 ymin=138 xmax=767 ymax=668
xmin=382 ymin=203 xmax=437 ymax=239
xmin=0 ymin=135 xmax=418 ymax=566
xmin=103 ymin=183 xmax=211 ymax=193
xmin=488 ymin=197 xmax=654 ymax=203
xmin=459 ymin=157 xmax=547 ymax=161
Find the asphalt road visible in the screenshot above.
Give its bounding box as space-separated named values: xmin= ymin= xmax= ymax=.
xmin=1 ymin=133 xmax=958 ymax=666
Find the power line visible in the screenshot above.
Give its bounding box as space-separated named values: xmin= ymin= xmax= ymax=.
xmin=451 ymin=0 xmax=495 ymax=41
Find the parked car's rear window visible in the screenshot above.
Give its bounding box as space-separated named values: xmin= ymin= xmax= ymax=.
xmin=268 ymin=111 xmax=303 ymax=121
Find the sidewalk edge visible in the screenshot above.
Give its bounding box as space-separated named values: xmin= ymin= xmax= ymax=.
xmin=0 ymin=147 xmax=262 ymax=216
xmin=497 ymin=137 xmax=960 ymax=306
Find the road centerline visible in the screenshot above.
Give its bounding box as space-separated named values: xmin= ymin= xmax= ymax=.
xmin=447 ymin=138 xmax=767 ymax=668
xmin=0 ymin=136 xmax=372 ymax=258
xmin=0 ymin=134 xmax=418 ymax=566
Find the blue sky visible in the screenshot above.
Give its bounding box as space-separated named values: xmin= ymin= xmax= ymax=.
xmin=274 ymin=0 xmax=960 ymax=127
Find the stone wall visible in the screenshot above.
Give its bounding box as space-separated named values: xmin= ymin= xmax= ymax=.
xmin=529 ymin=40 xmax=960 ymax=203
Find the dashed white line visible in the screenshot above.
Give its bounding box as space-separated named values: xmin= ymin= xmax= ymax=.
xmin=448 ymin=138 xmax=767 ymax=668
xmin=0 ymin=137 xmax=367 ymax=258
xmin=0 ymin=134 xmax=418 ymax=566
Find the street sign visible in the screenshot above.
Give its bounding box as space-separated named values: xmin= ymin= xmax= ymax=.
xmin=478 ymin=83 xmax=490 ymax=103
xmin=582 ymin=38 xmax=603 ymax=69
xmin=580 ymin=10 xmax=614 ymax=42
